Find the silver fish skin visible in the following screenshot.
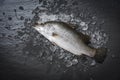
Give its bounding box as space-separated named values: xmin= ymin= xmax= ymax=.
xmin=33 ymin=21 xmax=96 ymax=57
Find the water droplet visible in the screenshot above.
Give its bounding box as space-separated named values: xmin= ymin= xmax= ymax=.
xmin=0 ymin=18 xmax=3 ymax=21
xmin=20 ymin=16 xmax=24 ymax=20
xmin=19 ymin=6 xmax=24 ymax=10
xmin=8 ymin=17 xmax=12 ymax=20
xmin=3 ymin=12 xmax=5 ymax=15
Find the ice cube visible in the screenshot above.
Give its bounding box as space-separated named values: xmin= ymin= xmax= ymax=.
xmin=90 ymin=60 xmax=96 ymax=66
xmin=65 ymin=60 xmax=72 ymax=67
xmin=80 ymin=22 xmax=86 ymax=26
xmin=47 ymin=56 xmax=53 ymax=61
xmin=72 ymin=58 xmax=78 ymax=65
xmin=82 ymin=25 xmax=88 ymax=30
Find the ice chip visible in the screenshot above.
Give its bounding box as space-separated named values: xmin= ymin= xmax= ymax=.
xmin=90 ymin=60 xmax=96 ymax=66
xmin=82 ymin=25 xmax=88 ymax=30
xmin=65 ymin=60 xmax=73 ymax=67
xmin=80 ymin=22 xmax=86 ymax=26
xmin=47 ymin=56 xmax=53 ymax=61
xmin=50 ymin=45 xmax=57 ymax=52
xmin=72 ymin=58 xmax=78 ymax=65
xmin=58 ymin=52 xmax=65 ymax=59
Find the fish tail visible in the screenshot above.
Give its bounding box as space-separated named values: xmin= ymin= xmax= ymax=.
xmin=94 ymin=48 xmax=107 ymax=63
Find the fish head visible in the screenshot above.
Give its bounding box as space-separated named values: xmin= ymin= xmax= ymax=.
xmin=33 ymin=22 xmax=45 ymax=32
xmin=33 ymin=22 xmax=55 ymax=41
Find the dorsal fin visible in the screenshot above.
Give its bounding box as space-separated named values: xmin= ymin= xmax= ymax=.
xmin=78 ymin=32 xmax=91 ymax=44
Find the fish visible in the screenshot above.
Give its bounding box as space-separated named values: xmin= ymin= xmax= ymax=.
xmin=33 ymin=21 xmax=107 ymax=63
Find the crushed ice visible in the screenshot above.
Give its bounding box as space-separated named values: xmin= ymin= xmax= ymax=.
xmin=29 ymin=10 xmax=108 ymax=67
xmin=0 ymin=0 xmax=108 ymax=68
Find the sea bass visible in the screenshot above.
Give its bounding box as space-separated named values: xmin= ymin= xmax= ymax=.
xmin=33 ymin=21 xmax=107 ymax=63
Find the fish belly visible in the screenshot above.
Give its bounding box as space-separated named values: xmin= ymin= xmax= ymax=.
xmin=49 ymin=25 xmax=95 ymax=57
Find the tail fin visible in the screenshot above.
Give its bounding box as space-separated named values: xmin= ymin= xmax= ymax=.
xmin=94 ymin=48 xmax=107 ymax=63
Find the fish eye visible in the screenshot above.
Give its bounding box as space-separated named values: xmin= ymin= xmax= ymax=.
xmin=40 ymin=23 xmax=44 ymax=25
xmin=34 ymin=22 xmax=39 ymax=26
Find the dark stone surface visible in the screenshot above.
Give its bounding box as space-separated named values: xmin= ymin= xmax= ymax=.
xmin=0 ymin=0 xmax=120 ymax=80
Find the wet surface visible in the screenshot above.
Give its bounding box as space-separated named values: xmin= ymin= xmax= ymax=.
xmin=0 ymin=0 xmax=120 ymax=80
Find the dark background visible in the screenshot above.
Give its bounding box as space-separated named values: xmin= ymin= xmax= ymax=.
xmin=0 ymin=0 xmax=120 ymax=80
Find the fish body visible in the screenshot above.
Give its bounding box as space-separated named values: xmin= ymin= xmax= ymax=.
xmin=33 ymin=21 xmax=107 ymax=63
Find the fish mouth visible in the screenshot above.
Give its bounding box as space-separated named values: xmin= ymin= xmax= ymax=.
xmin=33 ymin=22 xmax=44 ymax=27
xmin=33 ymin=22 xmax=45 ymax=32
xmin=33 ymin=22 xmax=39 ymax=27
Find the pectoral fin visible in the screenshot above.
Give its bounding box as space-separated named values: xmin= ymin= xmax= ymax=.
xmin=78 ymin=32 xmax=91 ymax=44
